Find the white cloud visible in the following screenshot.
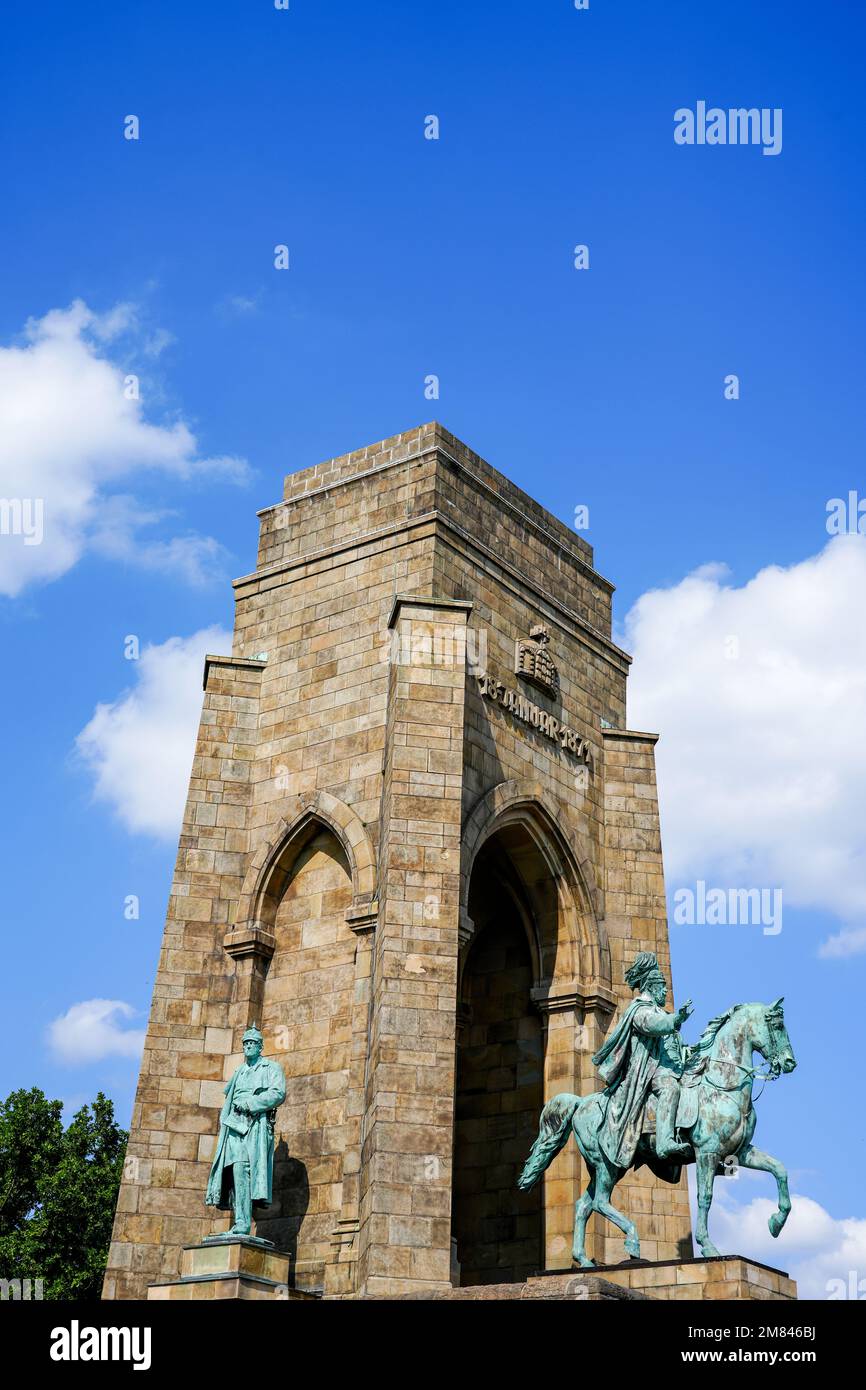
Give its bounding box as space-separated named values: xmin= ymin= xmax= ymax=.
xmin=703 ymin=1175 xmax=866 ymax=1299
xmin=0 ymin=300 xmax=247 ymax=597
xmin=47 ymin=999 xmax=145 ymax=1065
xmin=218 ymin=292 xmax=262 ymax=318
xmin=143 ymin=327 xmax=175 ymax=358
xmin=623 ymin=537 xmax=866 ymax=951
xmin=819 ymin=924 xmax=866 ymax=959
xmin=75 ymin=625 xmax=232 ymax=839
xmin=89 ymin=494 xmax=229 ymax=587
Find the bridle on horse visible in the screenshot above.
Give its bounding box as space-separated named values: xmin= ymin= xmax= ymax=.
xmin=703 ymin=1058 xmax=776 ymax=1101
xmin=702 ymin=1008 xmax=786 ymax=1103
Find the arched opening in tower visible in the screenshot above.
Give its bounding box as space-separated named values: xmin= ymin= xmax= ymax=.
xmin=451 ymin=841 xmax=544 ymax=1286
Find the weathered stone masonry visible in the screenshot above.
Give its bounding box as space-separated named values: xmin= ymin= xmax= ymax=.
xmin=103 ymin=423 xmax=692 ymax=1300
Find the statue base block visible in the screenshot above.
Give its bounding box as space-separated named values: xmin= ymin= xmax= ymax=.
xmin=527 ymin=1254 xmax=797 ymax=1301
xmin=147 ymin=1237 xmax=318 ymax=1301
xmin=202 ymin=1232 xmax=275 ymax=1248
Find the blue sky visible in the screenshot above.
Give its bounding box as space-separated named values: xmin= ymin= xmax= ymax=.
xmin=2 ymin=1 xmax=864 ymax=1294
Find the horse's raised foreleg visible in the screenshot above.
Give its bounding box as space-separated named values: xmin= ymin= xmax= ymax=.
xmin=738 ymin=1143 xmax=791 ymax=1237
xmin=593 ymin=1163 xmax=641 ymax=1260
xmin=695 ymin=1151 xmax=721 ymax=1257
xmin=572 ymin=1172 xmax=596 ymax=1268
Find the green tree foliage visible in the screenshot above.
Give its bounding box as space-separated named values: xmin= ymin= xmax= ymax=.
xmin=0 ymin=1088 xmax=127 ymax=1300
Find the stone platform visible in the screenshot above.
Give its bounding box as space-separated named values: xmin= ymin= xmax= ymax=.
xmin=528 ymin=1255 xmax=797 ymax=1301
xmin=373 ymin=1275 xmax=650 ymax=1300
xmin=377 ymin=1255 xmax=796 ymax=1301
xmin=148 ymin=1249 xmax=795 ymax=1301
xmin=147 ymin=1237 xmax=317 ymax=1301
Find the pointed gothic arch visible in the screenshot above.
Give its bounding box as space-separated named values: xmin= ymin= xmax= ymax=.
xmin=231 ymin=790 xmax=378 ymax=949
xmin=460 ymin=778 xmax=610 ymax=1000
xmin=453 ymin=779 xmax=616 ymax=1283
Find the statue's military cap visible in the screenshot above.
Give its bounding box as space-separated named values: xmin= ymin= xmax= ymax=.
xmin=625 ymin=952 xmax=663 ymax=992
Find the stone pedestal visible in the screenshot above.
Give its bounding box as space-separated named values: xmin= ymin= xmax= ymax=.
xmin=528 ymin=1255 xmax=798 ymax=1301
xmin=371 ymin=1275 xmax=650 ymax=1300
xmin=372 ymin=1255 xmax=796 ymax=1300
xmin=147 ymin=1237 xmax=317 ymax=1301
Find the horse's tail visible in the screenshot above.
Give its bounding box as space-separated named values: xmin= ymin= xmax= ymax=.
xmin=517 ymin=1093 xmax=583 ymax=1191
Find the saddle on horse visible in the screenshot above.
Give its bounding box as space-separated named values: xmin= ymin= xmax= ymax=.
xmin=641 ymin=1063 xmax=704 ymax=1147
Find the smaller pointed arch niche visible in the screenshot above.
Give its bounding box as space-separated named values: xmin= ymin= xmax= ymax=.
xmin=255 ymin=822 xmax=355 ymax=1291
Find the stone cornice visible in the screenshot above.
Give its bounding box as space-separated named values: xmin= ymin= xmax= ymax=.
xmin=234 ymin=512 xmax=434 ymax=589
xmin=531 ymin=983 xmax=618 ymax=1017
xmin=202 ymin=654 xmax=266 ymax=691
xmin=387 ymin=594 xmax=474 ymax=629
xmin=223 ymin=924 xmax=276 ymax=962
xmin=434 ymin=519 xmax=631 ymax=670
xmin=344 ymin=900 xmax=379 ymax=935
xmin=257 ymin=440 xmax=602 ymax=585
xmin=233 ymin=511 xmax=632 ymax=674
xmin=434 ymin=443 xmax=605 ymax=587
xmin=601 ymin=728 xmax=660 ymax=745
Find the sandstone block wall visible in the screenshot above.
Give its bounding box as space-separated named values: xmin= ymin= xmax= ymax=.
xmin=104 ymin=424 xmax=692 ymax=1300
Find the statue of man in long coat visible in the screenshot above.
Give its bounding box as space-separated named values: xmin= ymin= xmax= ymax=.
xmin=592 ymin=952 xmax=694 ymax=1168
xmin=205 ymin=1025 xmax=286 ymax=1236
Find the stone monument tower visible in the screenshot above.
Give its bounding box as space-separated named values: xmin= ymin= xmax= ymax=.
xmin=102 ymin=423 xmax=694 ymax=1300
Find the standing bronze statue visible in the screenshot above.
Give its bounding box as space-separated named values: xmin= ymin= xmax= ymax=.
xmin=518 ymin=952 xmax=796 ymax=1266
xmin=205 ymin=1025 xmax=286 ymax=1239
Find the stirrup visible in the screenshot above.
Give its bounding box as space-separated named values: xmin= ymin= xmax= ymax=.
xmin=658 ymin=1141 xmax=691 ymax=1160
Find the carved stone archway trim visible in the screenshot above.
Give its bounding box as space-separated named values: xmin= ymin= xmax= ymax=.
xmin=224 ymin=790 xmax=378 ymax=960
xmin=459 ymin=779 xmax=617 ymax=1275
xmin=460 ymin=778 xmax=611 ymax=996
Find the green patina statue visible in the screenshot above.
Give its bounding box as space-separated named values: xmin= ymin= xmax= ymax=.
xmin=205 ymin=1025 xmax=286 ymax=1240
xmin=518 ymin=951 xmax=796 ymax=1266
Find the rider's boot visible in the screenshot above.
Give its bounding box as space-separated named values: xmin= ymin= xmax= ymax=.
xmin=655 ymin=1083 xmax=691 ymax=1161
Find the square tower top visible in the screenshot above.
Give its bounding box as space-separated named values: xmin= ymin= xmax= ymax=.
xmin=279 ymin=421 xmax=596 ymax=570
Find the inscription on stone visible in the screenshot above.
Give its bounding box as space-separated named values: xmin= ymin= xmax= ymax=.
xmin=476 ymin=671 xmax=592 ymax=768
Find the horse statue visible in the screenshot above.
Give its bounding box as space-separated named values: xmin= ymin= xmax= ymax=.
xmin=518 ymin=978 xmax=796 ymax=1267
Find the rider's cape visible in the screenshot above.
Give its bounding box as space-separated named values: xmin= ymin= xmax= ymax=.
xmin=592 ymin=998 xmax=683 ymax=1178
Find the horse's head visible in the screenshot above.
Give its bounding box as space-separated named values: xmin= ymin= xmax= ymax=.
xmin=756 ymin=997 xmax=796 ymax=1077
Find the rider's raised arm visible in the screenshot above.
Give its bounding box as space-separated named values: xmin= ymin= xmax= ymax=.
xmin=632 ymin=1005 xmax=679 ymax=1037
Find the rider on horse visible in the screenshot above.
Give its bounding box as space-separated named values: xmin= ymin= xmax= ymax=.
xmin=519 ymin=972 xmax=794 ymax=1264
xmin=592 ymin=951 xmax=694 ymax=1167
